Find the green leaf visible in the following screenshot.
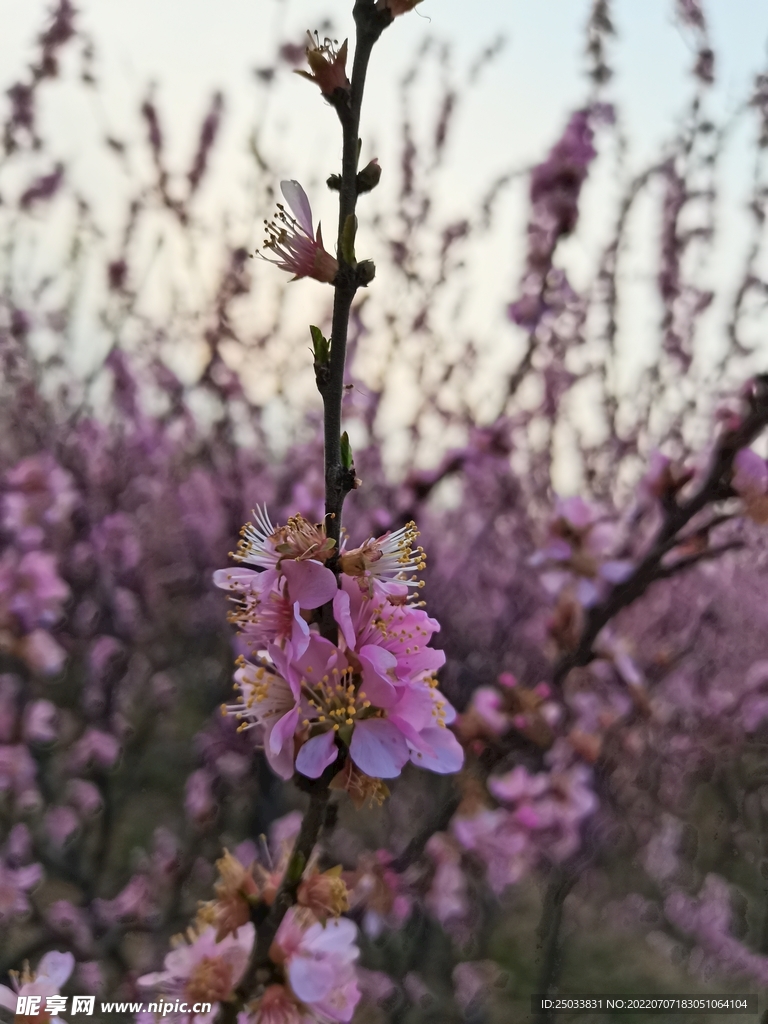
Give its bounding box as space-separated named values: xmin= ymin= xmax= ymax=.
xmin=310 ymin=325 xmax=330 ymax=363
xmin=285 ymin=850 xmax=306 ymax=885
xmin=340 ymin=431 xmax=353 ymax=470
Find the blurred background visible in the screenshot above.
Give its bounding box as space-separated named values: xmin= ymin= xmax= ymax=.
xmin=2 ymin=2 xmax=768 ymax=1022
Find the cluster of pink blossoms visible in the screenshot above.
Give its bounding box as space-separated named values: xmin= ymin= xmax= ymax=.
xmin=0 ymin=453 xmax=76 ymax=674
xmin=530 ymin=495 xmax=633 ymax=609
xmin=214 ymin=509 xmax=463 ymax=787
xmin=136 ymin=843 xmax=362 ymax=1024
xmin=452 ymin=754 xmax=597 ymax=893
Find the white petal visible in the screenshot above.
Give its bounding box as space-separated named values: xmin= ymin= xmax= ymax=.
xmin=281 ymin=180 xmax=314 ymax=237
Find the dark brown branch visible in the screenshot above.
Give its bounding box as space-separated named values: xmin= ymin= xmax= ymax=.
xmin=554 ymin=388 xmax=768 ymax=685
xmin=391 ymin=788 xmax=461 ymax=872
xmin=322 ymin=1 xmax=391 ymax=559
xmin=534 ymin=865 xmax=578 ymax=1024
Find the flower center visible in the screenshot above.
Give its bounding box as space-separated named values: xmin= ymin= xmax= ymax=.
xmin=185 ymin=955 xmax=234 ymax=1003
xmin=302 ymin=666 xmax=371 ymax=730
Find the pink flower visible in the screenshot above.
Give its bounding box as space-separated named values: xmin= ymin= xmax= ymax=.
xmin=332 ymin=574 xmax=446 ymax=700
xmin=0 ymin=743 xmax=38 ymax=797
xmin=4 ymin=823 xmax=33 ymax=866
xmin=68 ymin=728 xmax=120 ymax=771
xmin=262 ymin=182 xmax=338 ymax=284
xmin=0 ymin=860 xmax=42 ymax=922
xmin=17 ymin=628 xmax=67 ymax=675
xmin=91 ymin=512 xmax=142 ymax=576
xmin=452 ymin=808 xmax=535 ymax=893
xmin=269 ymin=811 xmax=303 ymax=853
xmin=46 ymin=804 xmax=80 ymax=847
xmin=338 ymin=522 xmax=426 ymax=597
xmin=23 ymin=698 xmax=58 ymax=743
xmin=296 ymin=34 xmax=350 ymax=97
xmin=220 ymin=516 xmax=463 ymax=784
xmin=271 ymin=909 xmax=361 ymax=1023
xmin=452 ymin=961 xmax=502 ymax=1016
xmin=138 ymin=923 xmax=255 ymax=1024
xmin=0 ymin=950 xmax=74 ymax=1017
xmin=185 ymin=768 xmax=216 ymax=826
xmin=215 ymin=508 xmax=337 ymax=656
xmin=0 ymin=549 xmax=70 ymax=631
xmin=664 ymin=874 xmax=768 ymax=986
xmin=66 ymin=779 xmax=103 ymax=817
xmin=250 ymin=983 xmax=309 ymax=1024
xmin=345 ymin=850 xmax=411 ymax=938
xmin=463 ymin=685 xmax=511 ymax=738
xmin=94 ymin=873 xmax=156 ymax=926
xmin=225 ymin=640 xmax=324 ymax=781
xmin=214 ymin=569 xmax=314 ymax=659
xmin=2 ymin=453 xmax=78 ymax=548
xmin=732 ymin=448 xmax=768 ymax=523
xmin=532 ymin=496 xmax=633 ymax=607
xmin=47 ymin=899 xmax=94 ymax=953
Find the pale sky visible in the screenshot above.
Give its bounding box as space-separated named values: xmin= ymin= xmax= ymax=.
xmin=2 ymin=0 xmax=768 ymax=480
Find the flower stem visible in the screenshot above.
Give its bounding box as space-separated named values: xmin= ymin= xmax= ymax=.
xmin=322 ymin=2 xmax=390 ymax=558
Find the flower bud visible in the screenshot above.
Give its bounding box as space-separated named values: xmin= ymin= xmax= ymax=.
xmin=356 ymin=158 xmax=381 ymax=194
xmin=297 ymin=866 xmax=349 ymax=921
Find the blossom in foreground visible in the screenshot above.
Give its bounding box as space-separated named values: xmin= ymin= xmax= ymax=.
xmin=296 ymin=34 xmax=350 ymax=98
xmin=216 ymin=509 xmax=464 ymax=784
xmin=270 ymin=908 xmax=361 ymax=1023
xmin=247 ymin=984 xmax=310 ymax=1023
xmin=338 ymin=520 xmax=426 ymax=597
xmin=262 ymin=182 xmax=338 ymax=284
xmin=0 ymin=950 xmax=75 ymax=1017
xmin=376 ymin=0 xmax=424 ymax=16
xmin=137 ymin=922 xmax=254 ymax=1023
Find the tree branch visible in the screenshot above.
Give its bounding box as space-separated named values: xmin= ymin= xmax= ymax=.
xmin=554 ymin=387 xmax=768 ymax=685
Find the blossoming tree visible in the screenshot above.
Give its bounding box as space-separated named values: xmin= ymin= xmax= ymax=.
xmin=3 ymin=1 xmax=768 ymax=1023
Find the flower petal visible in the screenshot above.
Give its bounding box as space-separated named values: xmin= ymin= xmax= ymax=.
xmin=281 ymin=180 xmax=314 ymax=237
xmin=333 ymin=587 xmax=356 ymax=649
xmin=408 ymin=727 xmax=464 ymax=774
xmin=212 ymin=567 xmax=262 ymax=591
xmin=349 ymin=719 xmax=409 ymax=779
xmin=290 ymin=602 xmax=311 ymax=658
xmin=36 ymin=950 xmax=75 ymax=988
xmin=282 ymin=559 xmax=337 ymax=609
xmin=289 ymin=954 xmax=335 ymax=1003
xmin=359 ymin=645 xmax=399 ymax=707
xmin=296 ymin=731 xmax=339 ymax=778
xmin=394 ymin=646 xmax=446 ymax=680
xmin=265 ymin=707 xmax=299 ymax=779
